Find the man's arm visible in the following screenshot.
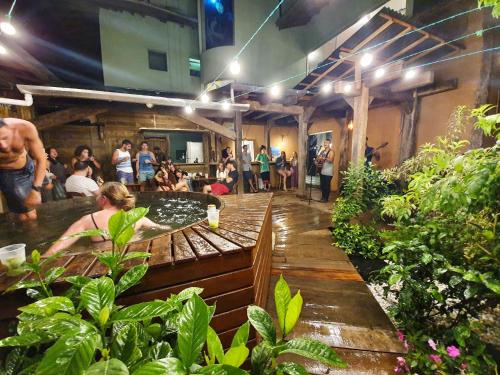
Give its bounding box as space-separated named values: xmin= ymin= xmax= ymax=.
xmin=111 ymin=149 xmax=120 ymax=165
xmin=45 ymin=215 xmax=92 ymax=256
xmin=23 ymin=120 xmax=46 ymax=187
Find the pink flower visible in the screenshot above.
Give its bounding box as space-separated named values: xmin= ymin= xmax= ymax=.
xmin=396 ymin=330 xmax=405 ymax=342
xmin=460 ymin=363 xmax=468 ymax=369
xmin=428 ymin=338 xmax=437 ymax=350
xmin=429 ymin=354 xmax=442 ymax=364
xmin=446 ymin=345 xmax=461 ymax=359
xmin=396 ymin=357 xmax=406 ymax=367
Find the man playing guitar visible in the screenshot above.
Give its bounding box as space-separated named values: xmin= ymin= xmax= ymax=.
xmin=315 ymin=139 xmax=335 ymax=203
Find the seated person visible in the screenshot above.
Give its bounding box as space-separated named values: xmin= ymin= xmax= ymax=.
xmin=155 ymin=162 xmax=176 ymax=192
xmin=172 ymin=169 xmax=190 ymax=192
xmin=216 ymin=162 xmax=227 ymax=181
xmin=276 ymin=151 xmax=292 ymax=191
xmin=203 ymin=161 xmax=238 ymax=196
xmin=65 ymin=161 xmax=100 ymax=196
xmin=45 ymin=182 xmax=165 ymax=255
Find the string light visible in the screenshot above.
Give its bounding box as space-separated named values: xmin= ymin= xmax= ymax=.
xmin=269 ymin=84 xmax=281 ymax=98
xmin=358 ymin=15 xmax=370 ymax=26
xmin=374 ymin=67 xmax=386 ymax=78
xmin=221 ymin=100 xmax=231 ymax=111
xmin=184 ymin=105 xmax=194 ymax=115
xmin=229 ymin=60 xmax=241 ymax=75
xmin=200 ymin=93 xmax=210 ymax=103
xmin=321 ymin=82 xmax=332 ymax=94
xmin=1 ymin=1 xmax=17 ymax=36
xmin=348 ymin=121 xmax=354 ymax=130
xmin=360 ymin=53 xmax=373 ymax=67
xmin=343 ymin=83 xmax=353 ymax=93
xmin=404 ymin=69 xmax=417 ymax=80
xmin=0 ymin=44 xmax=7 ymax=55
xmin=308 ymin=51 xmax=318 ymax=61
xmin=146 ymin=103 xmax=153 ymax=109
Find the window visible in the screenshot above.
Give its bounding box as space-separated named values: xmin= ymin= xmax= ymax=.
xmin=189 ymin=58 xmax=201 ymax=77
xmin=148 ymin=50 xmax=168 ymax=72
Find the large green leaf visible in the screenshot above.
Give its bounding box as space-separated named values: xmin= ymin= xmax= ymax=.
xmin=195 ymin=364 xmax=248 ymax=375
xmin=108 ymin=208 xmax=148 ymax=242
xmin=176 ymin=287 xmax=204 ymax=302
xmin=276 ymin=362 xmax=308 ymax=375
xmin=274 ymin=275 xmax=291 ymax=335
xmin=230 ymin=321 xmax=249 ymax=349
xmin=115 ymin=264 xmax=148 ymax=296
xmin=115 ymin=226 xmax=135 ymax=249
xmin=5 ymin=279 xmax=40 ymax=292
xmin=222 ymin=345 xmax=249 ymax=368
xmin=80 ymin=277 xmax=115 ymax=323
xmin=65 ymin=276 xmax=92 ymax=288
xmin=146 ymin=342 xmax=173 ymax=361
xmin=131 ymin=358 xmax=185 ymax=375
xmin=279 ymin=338 xmax=346 ymax=368
xmin=111 ymin=301 xmax=175 ymax=322
xmin=246 ymin=306 xmax=276 ymax=345
xmin=18 ymin=296 xmax=75 ymax=317
xmin=0 ymin=333 xmax=43 ymax=347
xmin=111 ymin=324 xmax=142 ymax=367
xmin=35 ymin=332 xmax=100 ymax=375
xmin=249 ymin=343 xmax=272 ymax=375
xmin=284 ymin=291 xmax=303 ymax=336
xmin=18 ymin=314 xmax=96 ymax=337
xmin=85 ymin=359 xmax=129 ymax=375
xmin=45 ymin=267 xmax=66 ymax=284
xmin=177 ymin=294 xmax=209 ymax=369
xmin=3 ymin=347 xmax=24 ymax=375
xmin=121 ymin=252 xmax=151 ymax=263
xmin=207 ymin=326 xmax=224 ymax=364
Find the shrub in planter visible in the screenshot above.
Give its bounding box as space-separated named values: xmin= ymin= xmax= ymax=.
xmin=0 ymin=209 xmax=346 ymax=374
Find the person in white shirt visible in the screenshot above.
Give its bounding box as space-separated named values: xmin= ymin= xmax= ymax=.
xmin=65 ymin=161 xmax=100 ymax=196
xmin=112 ymin=139 xmax=134 ymax=184
xmin=216 ymin=162 xmax=227 ymax=181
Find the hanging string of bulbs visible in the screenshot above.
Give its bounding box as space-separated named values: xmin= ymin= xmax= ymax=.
xmin=0 ymin=0 xmax=17 ymax=55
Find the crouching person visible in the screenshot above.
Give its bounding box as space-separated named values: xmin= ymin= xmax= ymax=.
xmin=203 ymin=160 xmax=238 ymax=196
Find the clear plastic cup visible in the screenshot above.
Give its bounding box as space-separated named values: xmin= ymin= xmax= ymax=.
xmin=0 ymin=244 xmax=26 ymax=276
xmin=207 ymin=209 xmax=219 ymax=229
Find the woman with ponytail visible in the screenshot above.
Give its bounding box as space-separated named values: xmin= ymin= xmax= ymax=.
xmin=46 ymin=182 xmax=164 ymax=255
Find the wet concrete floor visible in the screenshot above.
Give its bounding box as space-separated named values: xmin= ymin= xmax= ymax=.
xmin=268 ymin=192 xmax=405 ymax=374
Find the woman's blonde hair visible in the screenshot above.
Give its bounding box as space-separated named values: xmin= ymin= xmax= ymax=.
xmin=100 ymin=182 xmax=136 ymax=211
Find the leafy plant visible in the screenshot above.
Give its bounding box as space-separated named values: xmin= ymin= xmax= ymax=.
xmin=0 ymin=210 xmax=346 ymax=374
xmin=479 ymin=0 xmax=500 ymax=17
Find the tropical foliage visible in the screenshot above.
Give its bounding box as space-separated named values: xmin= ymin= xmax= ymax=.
xmin=0 ymin=209 xmax=345 ymax=374
xmin=331 ymin=105 xmax=499 ymax=373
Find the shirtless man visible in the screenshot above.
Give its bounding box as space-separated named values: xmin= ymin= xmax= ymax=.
xmin=0 ymin=118 xmax=47 ymax=221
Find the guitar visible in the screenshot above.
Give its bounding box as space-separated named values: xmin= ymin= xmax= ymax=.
xmin=366 ymin=142 xmax=389 ymax=162
xmin=314 ymin=147 xmax=331 ymax=173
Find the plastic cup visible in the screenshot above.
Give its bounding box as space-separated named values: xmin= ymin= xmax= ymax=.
xmin=205 ymin=173 xmax=209 ymax=179
xmin=0 ymin=244 xmax=26 ymax=276
xmin=207 ymin=209 xmax=219 ymax=229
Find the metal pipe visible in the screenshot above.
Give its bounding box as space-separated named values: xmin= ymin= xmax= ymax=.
xmin=0 ymin=93 xmax=33 ymax=106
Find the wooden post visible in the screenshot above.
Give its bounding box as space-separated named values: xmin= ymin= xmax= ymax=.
xmin=234 ymin=111 xmax=244 ymax=195
xmin=338 ymin=110 xmax=351 ymax=184
xmin=350 ymin=61 xmax=370 ymax=164
xmin=297 ymin=112 xmax=307 ymax=198
xmin=264 ymin=120 xmax=272 ymax=150
xmin=399 ymin=90 xmax=419 ymax=163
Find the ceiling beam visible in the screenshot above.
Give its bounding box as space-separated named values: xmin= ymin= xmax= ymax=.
xmin=35 ymin=107 xmax=109 ymax=131
xmin=179 ymin=112 xmax=236 ymax=140
xmin=391 ymin=71 xmax=434 ymax=92
xmin=252 ymin=112 xmax=271 ymax=120
xmin=244 ymin=100 xmax=304 ymax=115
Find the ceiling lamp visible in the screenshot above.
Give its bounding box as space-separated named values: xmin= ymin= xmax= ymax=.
xmin=358 ymin=15 xmax=370 ymax=26
xmin=343 ymin=83 xmax=353 ymax=93
xmin=269 ymin=84 xmax=281 ymax=98
xmin=229 ymin=60 xmax=241 ymax=75
xmin=0 ymin=44 xmax=7 ymax=55
xmin=146 ymin=103 xmax=153 ymax=109
xmin=404 ymin=69 xmax=417 ymax=80
xmin=348 ymin=121 xmax=353 ymax=130
xmin=307 ymin=51 xmax=318 ymax=61
xmin=321 ymin=82 xmax=332 ymax=94
xmin=0 ymin=20 xmax=15 ymax=36
xmin=360 ymin=53 xmax=373 ymax=67
xmin=221 ymin=100 xmax=231 ymax=111
xmin=374 ymin=67 xmax=386 ymax=79
xmin=200 ymin=93 xmax=210 ymax=103
xmin=184 ymin=105 xmax=194 ymax=115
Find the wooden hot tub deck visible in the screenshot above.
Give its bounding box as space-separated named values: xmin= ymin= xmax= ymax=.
xmin=0 ymin=193 xmax=273 ymax=346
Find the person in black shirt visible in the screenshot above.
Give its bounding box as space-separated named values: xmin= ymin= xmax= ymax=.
xmin=46 ymin=147 xmax=67 ymax=184
xmin=203 ymin=160 xmax=238 ymax=195
xmin=365 ymin=137 xmax=375 ymax=166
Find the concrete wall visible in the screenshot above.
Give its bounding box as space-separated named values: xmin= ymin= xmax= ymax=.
xmin=99 ymin=5 xmax=200 ymax=94
xmin=201 ymin=0 xmax=386 ymax=88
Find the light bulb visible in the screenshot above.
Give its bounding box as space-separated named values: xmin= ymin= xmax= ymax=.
xmin=343 ymin=83 xmax=353 ymax=93
xmin=360 ymin=53 xmax=373 ymax=67
xmin=0 ymin=44 xmax=7 ymax=55
xmin=200 ymin=93 xmax=210 ymax=103
xmin=374 ymin=67 xmax=385 ymax=79
xmin=221 ymin=100 xmax=231 ymax=111
xmin=348 ymin=121 xmax=353 ymax=130
xmin=0 ymin=21 xmax=16 ymax=36
xmin=405 ymin=69 xmax=417 ymax=80
xmin=184 ymin=105 xmax=194 ymax=114
xmin=358 ymin=15 xmax=370 ymax=26
xmin=307 ymin=51 xmax=318 ymax=61
xmin=269 ymin=85 xmax=281 ymax=98
xmin=321 ymin=82 xmax=332 ymax=94
xmin=229 ymin=60 xmax=240 ymax=75
xmin=146 ymin=103 xmax=153 ymax=109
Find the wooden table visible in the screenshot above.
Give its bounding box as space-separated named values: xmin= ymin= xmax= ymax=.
xmin=191 ymin=177 xmax=218 ymax=191
xmin=0 ymin=193 xmax=273 ymax=346
xmin=125 ymin=183 xmax=144 ymax=193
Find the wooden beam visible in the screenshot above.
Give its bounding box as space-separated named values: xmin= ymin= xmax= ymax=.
xmin=296 ymin=107 xmax=316 ymax=198
xmin=364 ymin=60 xmax=405 ymax=88
xmin=245 ymin=101 xmax=304 ymax=116
xmin=399 ymin=91 xmax=419 ymax=163
xmin=35 ymin=107 xmax=109 ymax=131
xmin=179 ymin=113 xmax=236 ymax=140
xmin=264 ymin=121 xmax=272 ymax=151
xmin=234 ymin=112 xmax=244 ymax=195
xmin=303 ymin=19 xmax=393 ymax=90
xmin=350 ymin=62 xmax=369 ymax=164
xmin=252 ymin=112 xmax=271 ymax=121
xmin=390 ymin=71 xmax=434 ymax=92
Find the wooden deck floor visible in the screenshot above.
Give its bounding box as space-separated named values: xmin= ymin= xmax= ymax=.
xmin=268 ymin=192 xmax=405 ymax=374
